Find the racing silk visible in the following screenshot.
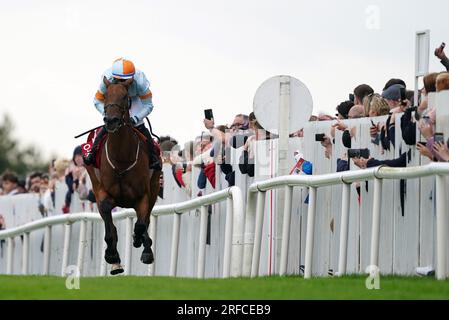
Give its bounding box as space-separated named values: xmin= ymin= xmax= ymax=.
xmin=93 ymin=68 xmax=154 ymax=126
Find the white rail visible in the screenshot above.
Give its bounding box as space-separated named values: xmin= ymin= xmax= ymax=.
xmin=243 ymin=162 xmax=449 ymax=280
xmin=0 ymin=186 xmax=244 ymax=279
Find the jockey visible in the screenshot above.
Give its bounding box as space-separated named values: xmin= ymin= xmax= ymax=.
xmin=84 ymin=58 xmax=162 ymax=171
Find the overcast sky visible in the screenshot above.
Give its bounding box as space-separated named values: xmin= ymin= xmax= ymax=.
xmin=1 ymin=0 xmax=449 ymax=159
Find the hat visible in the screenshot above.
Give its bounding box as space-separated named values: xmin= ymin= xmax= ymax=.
xmin=382 ymin=84 xmax=404 ymax=101
xmin=112 ymin=58 xmax=135 ymax=79
xmin=336 ymin=100 xmax=354 ymax=119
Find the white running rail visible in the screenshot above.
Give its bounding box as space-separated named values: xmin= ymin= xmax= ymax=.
xmin=243 ymin=162 xmax=449 ymax=280
xmin=0 ymin=186 xmax=244 ymax=279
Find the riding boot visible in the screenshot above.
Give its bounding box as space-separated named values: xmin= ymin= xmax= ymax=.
xmin=84 ymin=127 xmax=107 ymax=166
xmin=136 ymin=124 xmax=162 ymax=171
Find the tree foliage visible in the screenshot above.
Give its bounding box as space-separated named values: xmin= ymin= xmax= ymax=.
xmin=0 ymin=114 xmax=48 ymax=178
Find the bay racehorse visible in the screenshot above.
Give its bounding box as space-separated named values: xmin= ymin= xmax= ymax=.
xmin=85 ymin=77 xmax=161 ymax=275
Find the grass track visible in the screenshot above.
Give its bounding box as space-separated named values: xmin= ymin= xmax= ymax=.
xmin=1 ymin=275 xmax=449 ymax=300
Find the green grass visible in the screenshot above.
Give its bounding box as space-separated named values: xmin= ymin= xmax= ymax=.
xmin=1 ymin=275 xmax=449 ymax=300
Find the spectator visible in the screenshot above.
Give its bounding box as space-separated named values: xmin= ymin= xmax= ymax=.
xmin=363 ymin=94 xmax=390 ymax=117
xmin=383 ymin=78 xmax=406 ymax=91
xmin=62 ymin=146 xmax=88 ymax=213
xmin=27 ymin=172 xmax=43 ymax=193
xmin=1 ymin=171 xmax=22 ymax=196
xmin=382 ymin=84 xmax=407 ymax=113
xmin=353 ymin=84 xmax=374 ymax=106
xmin=336 ymin=100 xmax=354 ymax=119
xmin=434 ymin=42 xmax=449 ymax=71
xmin=204 ymin=113 xmax=251 ymax=186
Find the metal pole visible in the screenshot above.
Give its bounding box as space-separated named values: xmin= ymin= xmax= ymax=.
xmin=43 ymin=226 xmax=51 ymax=275
xmin=148 ymin=214 xmax=157 ymax=276
xmin=197 ymin=206 xmax=208 ymax=279
xmin=304 ymin=187 xmax=317 ymax=279
xmin=223 ymin=197 xmax=234 ymax=278
xmin=6 ymin=237 xmax=13 ymax=275
xmin=61 ymin=224 xmax=71 ymax=276
xmin=169 ymin=213 xmax=181 ymax=277
xmin=338 ymin=183 xmax=351 ymax=276
xmin=369 ymin=178 xmax=383 ymax=269
xmin=436 ymin=175 xmax=448 ymax=280
xmin=22 ymin=232 xmax=30 ymax=275
xmin=77 ymin=219 xmax=87 ymax=276
xmin=251 ymin=191 xmax=266 ymax=277
xmin=280 ymin=186 xmax=293 ymax=276
xmin=124 ymin=217 xmax=133 ymax=275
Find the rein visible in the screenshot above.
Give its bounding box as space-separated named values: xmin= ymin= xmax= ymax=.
xmin=105 ymin=127 xmax=141 ymax=177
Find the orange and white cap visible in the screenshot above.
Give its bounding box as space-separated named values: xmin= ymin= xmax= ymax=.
xmin=111 ymin=58 xmax=135 ymax=79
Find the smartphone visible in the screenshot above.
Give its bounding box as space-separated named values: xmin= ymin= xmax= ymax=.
xmin=370 ymin=119 xmax=376 ymax=127
xmin=441 ymin=42 xmax=446 ymax=50
xmin=434 ymin=132 xmax=445 ymax=144
xmin=400 ymin=87 xmax=406 ymax=101
xmin=349 ymin=94 xmax=355 ymax=102
xmin=417 ymin=141 xmax=427 ymax=146
xmin=204 ymin=109 xmax=214 ymax=120
xmin=315 ymin=133 xmax=325 ymax=142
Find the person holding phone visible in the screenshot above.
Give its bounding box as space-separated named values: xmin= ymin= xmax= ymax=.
xmin=435 ymin=42 xmax=449 ymax=71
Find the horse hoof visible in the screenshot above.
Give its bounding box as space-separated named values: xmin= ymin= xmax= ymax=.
xmin=105 ymin=253 xmax=121 ymax=264
xmin=141 ymin=252 xmax=154 ymax=264
xmin=133 ymin=235 xmax=143 ymax=248
xmin=110 ymin=264 xmax=124 ymax=275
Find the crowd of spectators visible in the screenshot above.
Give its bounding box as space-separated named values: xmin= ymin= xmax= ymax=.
xmin=2 ymin=43 xmax=449 ymax=229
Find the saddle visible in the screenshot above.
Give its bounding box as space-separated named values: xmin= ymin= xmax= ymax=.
xmin=81 ymin=127 xmax=161 ymax=169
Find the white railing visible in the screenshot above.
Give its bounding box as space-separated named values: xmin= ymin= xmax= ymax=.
xmin=0 ymin=186 xmax=244 ymax=279
xmin=243 ymin=162 xmax=449 ymax=280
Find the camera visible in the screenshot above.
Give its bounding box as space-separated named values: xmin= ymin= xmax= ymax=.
xmin=434 ymin=132 xmax=445 ymax=144
xmin=348 ymin=148 xmax=370 ymax=159
xmin=315 ymin=133 xmax=325 ymax=142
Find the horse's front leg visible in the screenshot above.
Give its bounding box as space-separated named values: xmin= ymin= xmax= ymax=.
xmin=97 ymin=191 xmax=123 ymax=274
xmin=134 ymin=194 xmax=154 ymax=264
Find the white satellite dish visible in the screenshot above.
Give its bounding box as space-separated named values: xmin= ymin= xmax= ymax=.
xmin=253 ymin=75 xmax=313 ymax=134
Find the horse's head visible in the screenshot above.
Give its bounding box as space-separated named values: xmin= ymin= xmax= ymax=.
xmin=103 ymin=76 xmax=133 ymax=133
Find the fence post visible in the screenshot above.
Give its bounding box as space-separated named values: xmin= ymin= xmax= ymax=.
xmin=22 ymin=232 xmax=30 ymax=275
xmin=223 ymin=197 xmax=234 ymax=278
xmin=124 ymin=216 xmax=133 ymax=275
xmin=77 ymin=219 xmax=87 ymax=276
xmin=43 ymin=226 xmax=52 ymax=275
xmin=304 ymin=186 xmax=317 ymax=279
xmin=242 ymin=191 xmax=257 ymax=277
xmin=197 ymin=206 xmax=208 ymax=279
xmin=369 ymin=178 xmax=383 ymax=269
xmin=61 ymin=224 xmax=71 ymax=276
xmin=148 ymin=214 xmax=157 ymax=276
xmin=99 ymin=226 xmax=107 ymax=276
xmin=6 ymin=237 xmax=13 ymax=275
xmin=338 ymin=183 xmax=351 ymax=276
xmin=251 ymin=191 xmax=266 ymax=277
xmin=436 ymin=175 xmax=448 ymax=280
xmin=280 ymin=186 xmax=293 ymax=276
xmin=170 ymin=212 xmax=181 ymax=277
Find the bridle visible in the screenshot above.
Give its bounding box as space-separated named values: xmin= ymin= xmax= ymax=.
xmin=104 ymin=84 xmax=139 ymax=176
xmin=104 ymin=95 xmax=132 ymax=133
